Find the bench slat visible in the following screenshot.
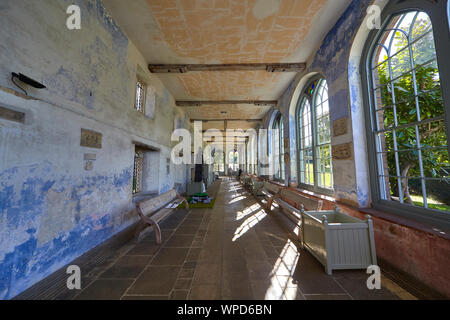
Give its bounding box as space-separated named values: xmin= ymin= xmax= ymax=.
xmin=139 ymin=189 xmax=177 ymax=215
xmin=277 ymin=199 xmax=302 ymax=225
xmin=280 ymin=189 xmax=323 ymax=211
xmin=264 ymin=181 xmax=283 ymax=195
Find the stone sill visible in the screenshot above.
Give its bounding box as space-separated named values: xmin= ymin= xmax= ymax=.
xmin=359 ymin=207 xmax=450 ymax=241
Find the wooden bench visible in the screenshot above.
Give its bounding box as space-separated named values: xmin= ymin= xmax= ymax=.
xmin=241 ymin=175 xmax=252 ymax=189
xmin=259 ymin=181 xmax=285 ymax=210
xmin=135 ymin=189 xmax=189 ymax=244
xmin=250 ymin=177 xmax=265 ymax=196
xmin=274 ymin=189 xmax=323 ymax=224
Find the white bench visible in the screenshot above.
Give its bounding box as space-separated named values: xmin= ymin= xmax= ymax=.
xmin=135 ymin=189 xmax=189 ymax=244
xmin=250 ymin=177 xmax=265 ymax=196
xmin=240 ymin=175 xmax=252 ymax=188
xmin=260 ymin=181 xmax=285 ymax=210
xmin=275 ymin=189 xmax=323 ymax=224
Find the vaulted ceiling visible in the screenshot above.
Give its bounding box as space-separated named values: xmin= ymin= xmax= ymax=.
xmin=103 ymin=0 xmax=351 ymax=126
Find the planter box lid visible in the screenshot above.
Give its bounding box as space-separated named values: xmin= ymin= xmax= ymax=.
xmin=306 ymin=210 xmax=364 ymax=224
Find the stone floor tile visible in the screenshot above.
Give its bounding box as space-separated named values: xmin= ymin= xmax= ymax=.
xmin=127 ymin=266 xmax=180 ymax=295
xmin=164 ymin=234 xmax=195 ymax=248
xmin=189 ymin=284 xmax=220 ymax=300
xmin=150 ymin=248 xmax=189 ymax=266
xmin=100 ymin=255 xmax=151 ymax=279
xmin=171 ymin=290 xmax=190 ymax=300
xmin=74 ymin=279 xmax=133 ymax=300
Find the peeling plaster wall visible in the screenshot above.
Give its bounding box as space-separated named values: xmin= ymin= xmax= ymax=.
xmin=0 ymin=0 xmax=188 ymax=299
xmin=275 ymin=0 xmax=372 ymax=206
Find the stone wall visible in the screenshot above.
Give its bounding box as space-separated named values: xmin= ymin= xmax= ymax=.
xmin=0 ymin=0 xmax=189 ymax=299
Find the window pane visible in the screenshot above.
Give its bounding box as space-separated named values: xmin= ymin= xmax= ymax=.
xmin=316 ymin=145 xmax=333 ymax=189
xmin=301 ymin=99 xmax=312 ymax=148
xmin=304 ymin=149 xmax=314 ymax=186
xmin=135 ymin=80 xmax=145 ymax=112
xmin=411 ymin=12 xmax=433 ymax=41
xmin=426 ymin=179 xmax=450 ymax=213
xmin=314 ymin=80 xmax=333 ymax=190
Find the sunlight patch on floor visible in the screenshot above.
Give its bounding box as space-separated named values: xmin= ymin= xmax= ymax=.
xmin=229 ymin=195 xmax=246 ymax=204
xmin=232 ymin=209 xmax=267 ymax=242
xmin=236 ymin=203 xmax=262 ymax=221
xmin=265 ymin=239 xmax=300 ymax=300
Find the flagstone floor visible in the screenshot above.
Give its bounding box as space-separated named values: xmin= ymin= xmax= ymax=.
xmin=29 ymin=178 xmax=415 ymax=300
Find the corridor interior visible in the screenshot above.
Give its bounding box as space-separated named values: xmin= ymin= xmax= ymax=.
xmin=16 ymin=179 xmax=410 ymax=300
xmin=1 ymin=0 xmax=449 ymax=300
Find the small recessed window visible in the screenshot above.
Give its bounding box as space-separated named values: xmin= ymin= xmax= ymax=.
xmin=135 ymin=79 xmax=146 ymax=113
xmin=132 ymin=149 xmax=144 ymax=194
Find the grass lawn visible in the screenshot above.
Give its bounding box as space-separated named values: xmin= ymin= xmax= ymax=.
xmin=411 ymin=195 xmax=450 ymax=212
xmin=303 ymin=164 xmax=333 ymax=188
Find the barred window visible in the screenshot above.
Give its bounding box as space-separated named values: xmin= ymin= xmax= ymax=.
xmin=132 ymin=149 xmax=144 ymax=194
xmin=135 ymin=79 xmax=146 ymax=113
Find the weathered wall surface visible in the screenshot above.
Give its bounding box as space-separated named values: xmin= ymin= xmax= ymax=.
xmin=0 ymin=0 xmax=188 ymax=299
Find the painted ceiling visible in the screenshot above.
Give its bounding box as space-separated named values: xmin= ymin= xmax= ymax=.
xmin=103 ymin=0 xmax=352 ymax=124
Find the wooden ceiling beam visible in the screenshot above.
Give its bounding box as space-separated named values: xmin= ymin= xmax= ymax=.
xmin=176 ymin=100 xmax=277 ymax=107
xmin=149 ymin=63 xmax=306 ymax=73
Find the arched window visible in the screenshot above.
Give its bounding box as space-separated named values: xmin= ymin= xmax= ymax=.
xmin=296 ymin=78 xmax=333 ymax=192
xmin=213 ymin=151 xmax=225 ymax=173
xmin=228 ymin=150 xmax=239 ymax=172
xmin=272 ymin=113 xmax=285 ymax=181
xmin=362 ymin=2 xmax=450 ymax=222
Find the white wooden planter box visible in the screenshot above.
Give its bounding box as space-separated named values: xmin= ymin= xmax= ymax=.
xmin=301 ymin=207 xmax=377 ymax=275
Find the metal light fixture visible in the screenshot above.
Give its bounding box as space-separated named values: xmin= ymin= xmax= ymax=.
xmin=11 ymin=72 xmax=46 ymax=95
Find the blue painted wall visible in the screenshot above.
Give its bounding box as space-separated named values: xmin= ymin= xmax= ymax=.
xmin=0 ymin=0 xmax=187 ymax=299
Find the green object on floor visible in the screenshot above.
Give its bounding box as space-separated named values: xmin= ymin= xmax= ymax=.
xmin=192 ymin=192 xmax=209 ymax=197
xmin=178 ymin=197 xmax=216 ymax=208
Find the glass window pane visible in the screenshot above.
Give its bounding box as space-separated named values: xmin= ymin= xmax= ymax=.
xmin=314 ymin=80 xmax=333 ymax=190
xmin=426 ymin=179 xmax=450 ymax=213
xmin=391 ymin=47 xmax=412 ymax=79
xmin=411 ymin=12 xmax=433 ymax=41
xmin=412 ymin=32 xmax=436 ymax=66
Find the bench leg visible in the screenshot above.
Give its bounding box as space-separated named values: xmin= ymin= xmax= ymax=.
xmin=153 ymin=222 xmax=162 ymax=245
xmin=267 ymin=198 xmax=274 ymax=211
xmin=135 ymin=220 xmax=149 ymax=242
xmin=135 ymin=219 xmax=162 ymax=245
